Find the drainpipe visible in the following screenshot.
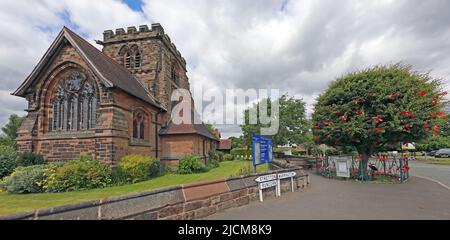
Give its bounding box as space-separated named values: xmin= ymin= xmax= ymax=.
xmin=155 ymin=109 xmax=164 ymax=159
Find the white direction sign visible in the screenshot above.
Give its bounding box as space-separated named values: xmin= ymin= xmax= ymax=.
xmin=277 ymin=172 xmax=296 ymax=179
xmin=259 ymin=180 xmax=278 ymax=189
xmin=255 ymin=174 xmax=277 ymax=183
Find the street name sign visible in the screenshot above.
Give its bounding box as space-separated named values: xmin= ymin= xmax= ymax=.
xmin=277 ymin=171 xmax=297 ymax=195
xmin=255 ymin=174 xmax=277 ymax=182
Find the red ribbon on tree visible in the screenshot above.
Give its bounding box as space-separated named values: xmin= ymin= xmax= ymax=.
xmin=339 ymin=115 xmax=348 ymax=122
xmin=402 ymin=165 xmax=410 ymax=172
xmin=373 ymin=115 xmax=383 ymax=124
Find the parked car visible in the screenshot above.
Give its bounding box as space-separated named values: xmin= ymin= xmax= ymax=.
xmin=427 ymin=150 xmax=437 ymax=157
xmin=435 ymin=148 xmax=450 ymax=158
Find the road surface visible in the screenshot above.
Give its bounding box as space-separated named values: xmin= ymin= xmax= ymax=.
xmin=207 ymin=168 xmax=450 ymax=220
xmin=409 ymin=160 xmax=450 ymax=189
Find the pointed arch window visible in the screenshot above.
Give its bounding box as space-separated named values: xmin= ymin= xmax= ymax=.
xmin=132 ymin=111 xmax=146 ymax=141
xmin=119 ymin=45 xmax=141 ymax=69
xmin=51 ymin=72 xmax=98 ymax=132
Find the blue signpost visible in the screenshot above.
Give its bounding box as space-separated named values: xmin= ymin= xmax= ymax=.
xmin=252 ymin=134 xmax=274 ymax=172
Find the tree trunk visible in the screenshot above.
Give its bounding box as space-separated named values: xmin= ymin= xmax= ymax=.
xmin=359 ymin=152 xmax=370 ymax=180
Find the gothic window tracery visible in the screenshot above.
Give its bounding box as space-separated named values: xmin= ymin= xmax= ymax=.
xmin=51 ymin=72 xmax=98 ymax=132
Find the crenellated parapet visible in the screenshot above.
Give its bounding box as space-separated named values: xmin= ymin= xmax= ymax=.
xmin=101 ymin=23 xmax=186 ymax=67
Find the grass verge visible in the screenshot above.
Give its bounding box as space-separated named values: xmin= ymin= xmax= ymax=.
xmin=0 ymin=160 xmax=268 ymax=216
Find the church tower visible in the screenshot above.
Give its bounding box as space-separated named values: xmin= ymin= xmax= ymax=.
xmin=99 ymin=23 xmax=189 ymax=111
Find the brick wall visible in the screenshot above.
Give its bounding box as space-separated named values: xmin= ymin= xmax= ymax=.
xmin=1 ymin=167 xmax=309 ymax=220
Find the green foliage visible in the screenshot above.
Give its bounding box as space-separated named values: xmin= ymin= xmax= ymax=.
xmin=207 ymin=158 xmax=219 ymax=169
xmin=415 ymin=135 xmax=450 ymax=151
xmin=0 ymin=145 xmax=18 ymax=178
xmin=178 ymin=155 xmax=208 ymax=174
xmin=229 ymin=136 xmax=244 ymax=148
xmin=233 ymin=162 xmax=254 ymax=176
xmin=223 ymin=153 xmax=234 ymax=161
xmin=17 ymin=151 xmax=45 ymax=167
xmin=117 ymin=154 xmax=160 ymax=183
xmin=208 ymin=150 xmax=223 ymax=162
xmin=3 ymin=165 xmax=47 ymax=193
xmin=241 ymin=94 xmax=308 ymax=147
xmin=230 ymin=148 xmax=251 ymax=157
xmin=312 ymin=64 xmax=445 ymax=156
xmin=46 ymin=156 xmax=111 ymax=192
xmin=0 ymin=114 xmax=25 ymax=147
xmin=110 ymin=168 xmax=128 ymax=186
xmin=164 ymin=164 xmax=179 ymax=174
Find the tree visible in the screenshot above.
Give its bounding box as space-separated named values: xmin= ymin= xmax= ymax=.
xmin=0 ymin=114 xmax=24 ymax=146
xmin=415 ymin=135 xmax=450 ymax=152
xmin=229 ymin=136 xmax=244 ymax=148
xmin=312 ymin=64 xmax=446 ymax=179
xmin=241 ymin=94 xmax=309 ymax=147
xmin=204 ymin=122 xmax=220 ymax=139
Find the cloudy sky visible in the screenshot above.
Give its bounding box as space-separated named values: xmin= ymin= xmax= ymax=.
xmin=0 ymin=0 xmax=449 ymax=137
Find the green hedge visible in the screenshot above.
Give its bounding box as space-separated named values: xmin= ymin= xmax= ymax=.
xmin=230 ymin=148 xmax=252 ymax=160
xmin=223 ymin=153 xmax=234 ymax=161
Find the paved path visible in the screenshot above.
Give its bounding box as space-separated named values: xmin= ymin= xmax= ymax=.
xmin=207 ymin=171 xmax=450 ymax=220
xmin=409 ymin=160 xmax=450 ymax=189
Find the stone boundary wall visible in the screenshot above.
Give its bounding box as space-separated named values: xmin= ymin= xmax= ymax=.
xmin=1 ymin=167 xmax=309 ymax=220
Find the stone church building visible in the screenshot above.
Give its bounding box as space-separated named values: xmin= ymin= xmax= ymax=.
xmin=13 ymin=24 xmax=218 ymax=165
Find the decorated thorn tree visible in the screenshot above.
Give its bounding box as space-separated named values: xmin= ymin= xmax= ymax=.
xmin=312 ymin=64 xmax=448 ymax=179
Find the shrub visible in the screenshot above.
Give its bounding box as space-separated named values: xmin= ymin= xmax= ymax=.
xmin=0 ymin=177 xmax=6 ymax=193
xmin=178 ymin=155 xmax=208 ymax=174
xmin=223 ymin=153 xmax=234 ymax=161
xmin=164 ymin=164 xmax=179 ymax=174
xmin=110 ymin=168 xmax=128 ymax=186
xmin=17 ymin=151 xmax=45 ymax=167
xmin=207 ymin=158 xmax=219 ymax=169
xmin=117 ymin=154 xmax=160 ymax=183
xmin=46 ymin=156 xmax=111 ymax=192
xmin=0 ymin=145 xmax=17 ymax=178
xmin=208 ymin=150 xmax=224 ymax=162
xmin=3 ymin=165 xmax=47 ymax=193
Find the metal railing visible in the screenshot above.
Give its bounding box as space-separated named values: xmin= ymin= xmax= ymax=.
xmin=313 ymin=154 xmax=410 ymax=183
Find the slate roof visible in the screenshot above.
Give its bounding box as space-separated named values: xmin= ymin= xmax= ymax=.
xmin=13 ymin=27 xmax=164 ymax=110
xmin=159 ymin=110 xmax=219 ymax=140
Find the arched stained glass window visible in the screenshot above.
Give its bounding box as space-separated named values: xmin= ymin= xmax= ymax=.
xmin=51 ymin=72 xmax=98 ymax=131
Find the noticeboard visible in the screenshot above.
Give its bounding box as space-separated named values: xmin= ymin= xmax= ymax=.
xmin=252 ymin=135 xmax=273 ymax=166
xmin=330 ymin=156 xmax=350 ymax=178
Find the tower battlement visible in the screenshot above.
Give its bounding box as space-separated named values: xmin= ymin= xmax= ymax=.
xmin=102 ymin=23 xmax=186 ymax=66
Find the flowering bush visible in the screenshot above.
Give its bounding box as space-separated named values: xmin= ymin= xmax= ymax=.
xmin=116 ymin=154 xmax=160 ymax=183
xmin=46 ymin=156 xmax=111 ymax=192
xmin=2 ymin=165 xmax=47 ymax=193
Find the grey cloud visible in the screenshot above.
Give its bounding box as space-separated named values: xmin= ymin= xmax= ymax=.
xmin=0 ymin=0 xmax=449 ymax=136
